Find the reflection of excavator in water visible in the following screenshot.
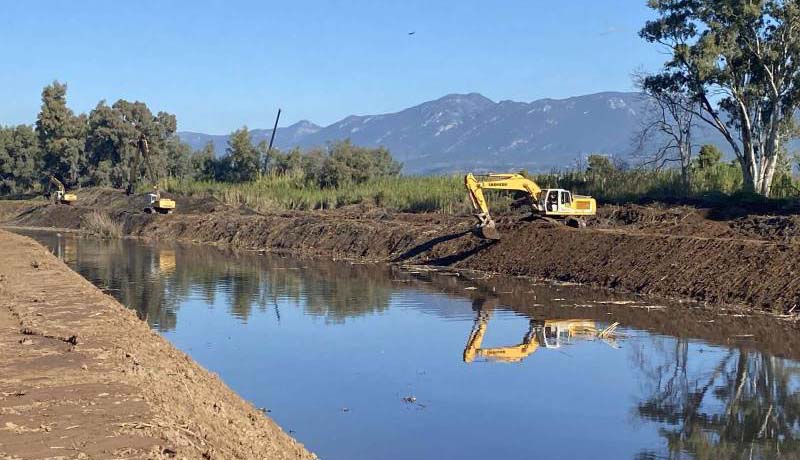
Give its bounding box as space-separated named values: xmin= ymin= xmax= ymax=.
xmin=463 ymin=300 xmax=601 ymax=363
xmin=127 ymin=134 xmax=176 ymax=214
xmin=46 ymin=175 xmax=77 ymax=204
xmin=464 ymin=173 xmax=597 ymax=240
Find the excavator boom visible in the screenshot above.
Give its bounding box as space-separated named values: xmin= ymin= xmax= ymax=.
xmin=47 ymin=176 xmax=77 ymax=204
xmin=128 ymin=134 xmax=175 ymax=214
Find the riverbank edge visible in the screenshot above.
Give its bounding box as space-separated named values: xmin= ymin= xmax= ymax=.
xmin=5 ymin=193 xmax=800 ymax=315
xmin=0 ymin=229 xmax=315 ymax=460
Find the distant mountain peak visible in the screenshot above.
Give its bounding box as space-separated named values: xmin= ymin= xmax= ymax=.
xmin=436 ymin=92 xmax=494 ymax=103
xmin=289 ymin=120 xmax=321 ymax=129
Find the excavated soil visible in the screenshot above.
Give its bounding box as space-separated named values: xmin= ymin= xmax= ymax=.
xmin=0 ymin=230 xmax=314 ymax=460
xmin=3 ymin=188 xmax=800 ymax=313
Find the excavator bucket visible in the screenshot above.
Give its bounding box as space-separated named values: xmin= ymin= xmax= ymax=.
xmin=477 ymin=223 xmax=501 ymax=241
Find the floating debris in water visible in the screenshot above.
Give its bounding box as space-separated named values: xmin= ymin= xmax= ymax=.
xmin=598 ymin=322 xmax=620 ymax=338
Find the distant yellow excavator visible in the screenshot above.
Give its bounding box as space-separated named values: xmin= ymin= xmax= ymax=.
xmin=127 ymin=133 xmax=176 ymax=214
xmin=464 ymin=173 xmax=597 ymax=239
xmin=47 ymin=176 xmax=77 ymax=205
xmin=463 ymin=308 xmax=598 ymax=363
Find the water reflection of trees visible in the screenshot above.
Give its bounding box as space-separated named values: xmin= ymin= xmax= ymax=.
xmin=55 ymin=236 xmax=395 ymax=331
xmin=634 ymin=338 xmax=800 ymax=459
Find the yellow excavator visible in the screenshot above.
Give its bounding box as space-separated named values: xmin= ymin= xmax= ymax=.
xmin=463 ymin=307 xmax=598 ymax=363
xmin=464 ymin=173 xmax=597 ymax=239
xmin=47 ymin=176 xmax=77 ymax=205
xmin=127 ymin=133 xmax=176 ymax=214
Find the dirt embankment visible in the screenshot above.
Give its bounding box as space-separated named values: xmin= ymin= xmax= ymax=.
xmin=0 ymin=230 xmax=314 ymax=460
xmin=3 ymin=188 xmax=800 ymax=313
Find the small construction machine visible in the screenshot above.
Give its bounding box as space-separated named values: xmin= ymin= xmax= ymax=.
xmin=463 ymin=307 xmax=598 ymax=363
xmin=127 ymin=134 xmax=176 ymax=214
xmin=47 ymin=175 xmax=77 ymax=204
xmin=464 ymin=173 xmax=597 ymax=239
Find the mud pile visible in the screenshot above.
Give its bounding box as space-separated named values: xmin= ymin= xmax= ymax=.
xmin=2 ymin=188 xmax=800 ymax=313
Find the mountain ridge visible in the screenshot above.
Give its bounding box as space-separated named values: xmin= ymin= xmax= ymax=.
xmin=178 ymin=91 xmax=693 ymax=173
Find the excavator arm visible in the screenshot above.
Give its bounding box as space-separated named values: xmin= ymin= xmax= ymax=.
xmin=464 ymin=173 xmax=542 ymax=240
xmin=127 ymin=134 xmax=156 ymax=195
xmin=49 ymin=175 xmax=65 ymax=194
xmin=47 ymin=175 xmax=76 ymax=204
xmin=463 ymin=309 xmax=539 ymax=363
xmin=127 ymin=134 xmax=175 ymax=214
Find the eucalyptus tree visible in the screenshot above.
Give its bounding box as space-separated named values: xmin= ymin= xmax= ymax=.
xmin=641 ymin=0 xmax=800 ymax=196
xmin=36 ymin=82 xmax=86 ymax=186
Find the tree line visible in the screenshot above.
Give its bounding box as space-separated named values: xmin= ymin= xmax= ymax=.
xmin=0 ymin=82 xmax=190 ymax=195
xmin=0 ymin=82 xmax=401 ymax=195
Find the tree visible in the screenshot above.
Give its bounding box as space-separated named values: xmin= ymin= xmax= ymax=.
xmin=36 ymin=82 xmax=86 ymax=187
xmin=85 ymin=101 xmax=136 ymax=187
xmin=85 ymin=99 xmax=184 ymax=188
xmin=635 ymin=73 xmax=697 ymax=189
xmin=225 ymin=127 xmax=260 ymax=182
xmin=316 ymin=140 xmax=401 ymax=187
xmin=0 ymin=125 xmax=41 ymax=194
xmin=696 ymin=144 xmax=723 ymax=170
xmin=586 ymin=154 xmax=615 ymax=175
xmin=165 ymin=137 xmax=192 ymax=180
xmin=190 ymin=142 xmax=218 ymax=181
xmin=641 ymin=0 xmax=800 ymax=196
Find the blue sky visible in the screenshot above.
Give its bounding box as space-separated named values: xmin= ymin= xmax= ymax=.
xmin=0 ymin=1 xmax=664 ymax=133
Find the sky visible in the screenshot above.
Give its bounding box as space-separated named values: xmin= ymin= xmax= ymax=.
xmin=0 ymin=1 xmax=666 ymax=134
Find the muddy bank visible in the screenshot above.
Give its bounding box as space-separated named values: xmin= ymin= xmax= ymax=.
xmin=3 ymin=188 xmax=800 ymax=313
xmin=0 ymin=230 xmax=314 ymax=459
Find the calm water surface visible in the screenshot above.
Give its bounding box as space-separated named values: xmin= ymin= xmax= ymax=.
xmin=18 ymin=229 xmax=800 ymax=460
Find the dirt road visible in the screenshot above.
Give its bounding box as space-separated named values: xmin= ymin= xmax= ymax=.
xmin=3 ymin=188 xmax=800 ymax=313
xmin=0 ymin=230 xmax=314 ymax=460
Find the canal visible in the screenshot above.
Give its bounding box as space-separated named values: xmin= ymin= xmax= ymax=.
xmin=18 ymin=229 xmax=800 ymax=460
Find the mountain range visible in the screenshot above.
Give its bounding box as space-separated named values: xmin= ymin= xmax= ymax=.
xmin=178 ymin=91 xmax=716 ymax=174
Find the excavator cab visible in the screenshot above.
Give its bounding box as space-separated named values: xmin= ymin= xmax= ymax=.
xmin=145 ymin=186 xmax=176 ymax=214
xmin=539 ymin=189 xmax=593 ymax=221
xmin=536 ymin=320 xmax=596 ymax=348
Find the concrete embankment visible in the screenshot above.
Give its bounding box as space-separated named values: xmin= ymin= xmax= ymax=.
xmin=0 ymin=230 xmax=314 ymax=460
xmin=4 ymin=188 xmax=800 ymax=313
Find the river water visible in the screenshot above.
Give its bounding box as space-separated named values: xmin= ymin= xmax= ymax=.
xmin=17 ymin=229 xmax=800 ymax=460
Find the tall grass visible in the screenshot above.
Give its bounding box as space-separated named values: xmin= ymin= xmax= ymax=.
xmin=81 ymin=211 xmax=123 ymax=239
xmin=163 ymin=164 xmax=800 ymax=215
xmin=164 ymin=173 xmax=471 ymax=214
xmin=531 ymin=162 xmax=747 ymax=204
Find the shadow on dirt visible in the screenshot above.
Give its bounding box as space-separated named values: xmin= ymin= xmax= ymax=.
xmin=393 ymin=229 xmax=496 ymax=266
xmin=424 ymin=241 xmax=496 ymax=266
xmin=393 ymin=230 xmax=473 ymax=262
